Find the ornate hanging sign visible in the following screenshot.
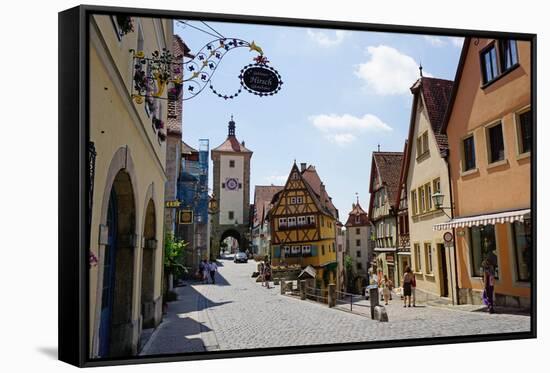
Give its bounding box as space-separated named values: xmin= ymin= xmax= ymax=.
xmin=130 ymin=37 xmax=283 ymax=102
xmin=239 ymin=63 xmax=282 ymax=96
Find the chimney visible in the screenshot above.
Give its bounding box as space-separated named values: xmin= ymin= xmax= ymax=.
xmin=300 ymin=163 xmax=307 ymax=172
xmin=241 ymin=141 xmax=245 ymax=146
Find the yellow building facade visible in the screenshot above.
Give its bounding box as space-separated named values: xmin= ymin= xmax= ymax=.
xmin=270 ymin=163 xmax=338 ymax=287
xmin=88 ymin=15 xmax=172 ymax=358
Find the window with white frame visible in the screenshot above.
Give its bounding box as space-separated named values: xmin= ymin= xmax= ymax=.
xmin=414 ymin=243 xmax=422 ymax=272
xmin=419 ymin=187 xmax=426 ymax=213
xmin=279 ymin=218 xmax=287 ymax=228
xmin=302 ymin=245 xmax=311 ymax=255
xmin=307 ymin=215 xmax=315 ymax=225
xmin=424 ymin=243 xmax=433 ymax=274
xmin=287 ymin=217 xmax=296 ymax=227
xmin=291 ymin=245 xmax=301 ymax=256
xmin=297 ymin=216 xmax=306 ymax=226
xmin=283 ymin=246 xmax=291 ymax=256
xmin=411 ymin=190 xmax=418 ymax=215
xmin=290 ymin=197 xmax=297 ymax=204
xmin=297 ymin=196 xmax=304 ymax=204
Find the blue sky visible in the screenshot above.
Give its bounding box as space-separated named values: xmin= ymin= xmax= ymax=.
xmin=175 ymin=21 xmax=462 ymax=220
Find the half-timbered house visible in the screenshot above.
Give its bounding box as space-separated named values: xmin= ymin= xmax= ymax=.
xmin=269 ymin=162 xmax=338 ymax=288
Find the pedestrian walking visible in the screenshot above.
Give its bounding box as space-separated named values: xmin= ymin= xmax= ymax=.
xmin=198 ymin=259 xmax=205 ymax=282
xmin=264 ymin=262 xmax=272 ymax=289
xmin=382 ymin=275 xmax=393 ymax=305
xmin=482 ymin=247 xmax=497 ymax=314
xmin=402 ymin=266 xmax=413 ymax=307
xmin=209 ymin=260 xmax=218 ymax=284
xmin=202 ymin=259 xmax=209 ymax=284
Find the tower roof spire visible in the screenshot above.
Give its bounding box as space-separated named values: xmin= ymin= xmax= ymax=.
xmin=228 ymin=115 xmax=236 ymax=137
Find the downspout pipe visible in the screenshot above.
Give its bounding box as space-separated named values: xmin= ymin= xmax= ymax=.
xmin=445 ymin=150 xmax=460 ymax=305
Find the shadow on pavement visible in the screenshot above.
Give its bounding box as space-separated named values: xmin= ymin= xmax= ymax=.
xmin=141 ymin=284 xmax=232 ymax=356
xmin=191 ymin=270 xmax=231 ymax=287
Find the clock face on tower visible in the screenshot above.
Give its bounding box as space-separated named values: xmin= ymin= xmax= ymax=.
xmin=226 ymin=178 xmax=239 ymax=191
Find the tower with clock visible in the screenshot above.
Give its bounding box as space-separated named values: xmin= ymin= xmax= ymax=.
xmin=210 ymin=116 xmax=253 ymax=257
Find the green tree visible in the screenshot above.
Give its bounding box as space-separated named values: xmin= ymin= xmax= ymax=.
xmin=344 ymin=255 xmax=355 ymax=293
xmin=164 ymin=232 xmax=188 ymax=278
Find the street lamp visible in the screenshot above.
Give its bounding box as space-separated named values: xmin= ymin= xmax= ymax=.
xmin=432 ymin=192 xmax=452 ymax=218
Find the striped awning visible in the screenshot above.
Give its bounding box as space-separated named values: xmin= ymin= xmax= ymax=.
xmin=374 ymin=247 xmax=397 ymax=252
xmin=433 ymin=208 xmax=530 ymax=231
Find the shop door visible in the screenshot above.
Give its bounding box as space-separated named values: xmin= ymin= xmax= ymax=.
xmin=438 ymin=244 xmax=449 ymax=297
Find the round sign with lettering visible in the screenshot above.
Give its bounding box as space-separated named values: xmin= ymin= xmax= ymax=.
xmin=239 ymin=63 xmax=283 ymax=96
xmin=444 ymin=231 xmax=454 ymax=243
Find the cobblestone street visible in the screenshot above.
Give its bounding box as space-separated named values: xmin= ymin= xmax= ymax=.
xmin=141 ymin=256 xmax=530 ymax=355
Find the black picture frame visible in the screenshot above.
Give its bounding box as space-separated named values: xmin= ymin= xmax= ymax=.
xmin=59 ymin=4 xmax=537 ymax=368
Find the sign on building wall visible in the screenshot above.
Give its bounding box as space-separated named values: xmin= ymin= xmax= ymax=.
xmin=178 ymin=210 xmax=193 ymax=224
xmin=166 ymin=200 xmax=182 ymax=208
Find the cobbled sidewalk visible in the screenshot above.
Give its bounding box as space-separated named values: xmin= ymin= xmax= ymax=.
xmin=142 ymin=255 xmax=531 ymax=355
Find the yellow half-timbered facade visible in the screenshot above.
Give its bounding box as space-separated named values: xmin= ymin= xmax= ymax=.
xmin=269 ymin=163 xmax=338 ymax=287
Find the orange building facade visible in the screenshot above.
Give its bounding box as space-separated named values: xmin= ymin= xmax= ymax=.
xmin=437 ymin=37 xmax=532 ymax=308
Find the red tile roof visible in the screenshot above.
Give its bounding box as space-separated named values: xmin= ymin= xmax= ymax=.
xmin=253 ymin=185 xmax=284 ymax=226
xmin=372 ymin=152 xmax=404 ymax=207
xmin=301 ymin=165 xmax=339 ymax=219
xmin=411 ymin=77 xmax=454 ymax=153
xmin=344 ymin=201 xmax=370 ymax=227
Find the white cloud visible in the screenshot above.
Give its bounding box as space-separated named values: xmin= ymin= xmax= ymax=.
xmin=331 ymin=133 xmax=357 ymax=145
xmin=450 ymin=37 xmax=464 ymax=48
xmin=355 ymin=45 xmax=429 ymax=95
xmin=424 ymin=35 xmax=446 ymax=47
xmin=307 ymin=29 xmax=350 ymax=47
xmin=424 ymin=35 xmax=464 ymax=48
xmin=308 ymin=113 xmax=392 ymax=146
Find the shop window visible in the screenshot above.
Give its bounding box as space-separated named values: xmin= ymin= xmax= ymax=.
xmin=513 ymin=221 xmax=531 ymax=282
xmin=469 ymin=225 xmax=499 ymax=278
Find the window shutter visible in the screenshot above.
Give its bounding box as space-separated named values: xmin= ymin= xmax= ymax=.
xmin=311 ymin=245 xmax=318 ymax=256
xmin=274 ymin=246 xmax=281 ymax=258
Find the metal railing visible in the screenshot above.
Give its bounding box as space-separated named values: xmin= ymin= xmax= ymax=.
xmin=335 ymin=290 xmax=371 ymax=315
xmin=305 ymin=286 xmax=328 ymax=303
